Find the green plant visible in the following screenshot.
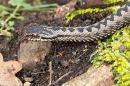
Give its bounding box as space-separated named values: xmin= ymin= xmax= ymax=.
xmin=34 ymin=0 xmax=41 ymax=4
xmin=0 ymin=0 xmax=58 ymax=36
xmin=91 ymin=27 xmax=130 ymax=86
xmin=104 ymin=0 xmax=125 ymax=5
xmin=65 ymin=6 xmax=120 ymax=23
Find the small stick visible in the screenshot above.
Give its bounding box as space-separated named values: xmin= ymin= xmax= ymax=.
xmin=50 ymin=71 xmax=71 ymax=86
xmin=48 ymin=61 xmax=53 ymax=86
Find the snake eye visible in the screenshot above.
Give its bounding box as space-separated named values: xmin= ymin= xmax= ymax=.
xmin=26 ymin=33 xmax=39 ymax=38
xmin=31 ymin=34 xmax=39 ymax=37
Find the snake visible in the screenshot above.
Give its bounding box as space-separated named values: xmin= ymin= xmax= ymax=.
xmin=26 ymin=2 xmax=130 ymax=42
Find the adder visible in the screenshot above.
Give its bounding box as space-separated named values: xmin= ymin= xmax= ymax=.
xmin=26 ymin=1 xmax=130 ymax=41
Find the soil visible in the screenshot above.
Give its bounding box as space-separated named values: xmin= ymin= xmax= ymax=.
xmin=0 ymin=1 xmax=114 ymax=86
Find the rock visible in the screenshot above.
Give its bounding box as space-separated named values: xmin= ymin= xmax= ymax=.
xmin=18 ymin=41 xmax=51 ymax=70
xmin=85 ymin=0 xmax=104 ymax=7
xmin=72 ymin=51 xmax=76 ymax=55
xmin=62 ymin=64 xmax=114 ymax=86
xmin=0 ymin=53 xmax=23 ymax=86
xmin=54 ymin=0 xmax=77 ymax=18
xmin=24 ymin=82 xmax=31 ymax=86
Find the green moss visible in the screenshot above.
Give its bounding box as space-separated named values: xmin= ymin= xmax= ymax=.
xmin=65 ymin=6 xmax=120 ymax=23
xmin=104 ymin=0 xmax=125 ymax=5
xmin=91 ymin=27 xmax=130 ymax=85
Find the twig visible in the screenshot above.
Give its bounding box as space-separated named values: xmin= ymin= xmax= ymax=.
xmin=77 ymin=49 xmax=88 ymax=58
xmin=50 ymin=71 xmax=71 ymax=86
xmin=48 ymin=61 xmax=53 ymax=86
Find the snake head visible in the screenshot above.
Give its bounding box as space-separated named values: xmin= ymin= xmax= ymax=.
xmin=26 ymin=26 xmax=58 ymax=39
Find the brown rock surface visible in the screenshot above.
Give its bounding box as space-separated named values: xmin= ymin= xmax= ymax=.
xmin=18 ymin=41 xmax=51 ymax=70
xmin=85 ymin=0 xmax=104 ymax=7
xmin=62 ymin=64 xmax=114 ymax=86
xmin=55 ymin=0 xmax=77 ymax=18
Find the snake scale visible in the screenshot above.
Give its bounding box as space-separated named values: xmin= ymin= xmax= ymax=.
xmin=26 ymin=2 xmax=130 ymax=42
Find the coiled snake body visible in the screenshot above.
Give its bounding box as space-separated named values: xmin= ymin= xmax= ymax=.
xmin=26 ymin=2 xmax=130 ymax=41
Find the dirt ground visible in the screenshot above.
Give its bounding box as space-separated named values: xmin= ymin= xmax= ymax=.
xmin=0 ymin=1 xmax=115 ymax=86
